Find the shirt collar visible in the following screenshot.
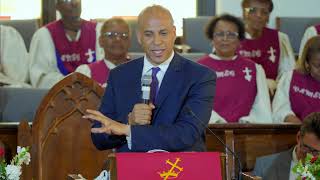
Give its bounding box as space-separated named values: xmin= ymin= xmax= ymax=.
xmin=209 ymin=53 xmax=238 ymax=61
xmin=142 ymin=51 xmax=174 ymax=75
xmin=104 ymin=58 xmax=116 ymax=69
xmin=292 ymin=146 xmax=298 ymax=163
xmin=66 ymin=30 xmax=81 ymax=42
xmin=245 ymin=32 xmax=253 ymax=39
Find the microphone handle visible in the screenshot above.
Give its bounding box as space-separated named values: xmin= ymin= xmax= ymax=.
xmin=142 ymin=99 xmax=150 ymax=104
xmin=186 ymin=106 xmax=243 ymax=180
xmin=141 ymin=85 xmax=150 ymax=104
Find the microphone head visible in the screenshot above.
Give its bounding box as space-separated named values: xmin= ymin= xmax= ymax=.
xmin=141 ymin=75 xmax=152 ymax=103
xmin=141 ymin=75 xmax=152 ymax=86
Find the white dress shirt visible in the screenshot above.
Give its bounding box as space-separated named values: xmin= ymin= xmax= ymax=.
xmin=289 ymin=146 xmax=299 ymax=180
xmin=127 ymin=51 xmax=175 ymax=149
xmin=141 ymin=52 xmax=174 ymax=89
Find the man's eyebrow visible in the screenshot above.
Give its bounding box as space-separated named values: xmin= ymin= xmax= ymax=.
xmin=143 ymin=30 xmax=153 ymax=33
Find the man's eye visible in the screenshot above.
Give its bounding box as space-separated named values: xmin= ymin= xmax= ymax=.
xmin=160 ymin=31 xmax=168 ymax=36
xmin=144 ymin=32 xmax=153 ymax=37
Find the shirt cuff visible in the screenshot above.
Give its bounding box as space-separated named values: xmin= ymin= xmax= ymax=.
xmin=126 ymin=126 xmax=132 ymax=149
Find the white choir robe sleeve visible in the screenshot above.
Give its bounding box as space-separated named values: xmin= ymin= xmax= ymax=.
xmin=95 ymin=22 xmax=104 ymax=60
xmin=239 ymin=64 xmax=273 ymax=123
xmin=299 ymin=26 xmax=317 ymax=58
xmin=208 ymin=110 xmax=228 ymax=124
xmin=272 ymin=70 xmax=295 ymax=123
xmin=75 ymin=64 xmax=92 ymax=78
xmin=277 ymin=32 xmax=296 ymax=79
xmin=0 ymin=25 xmax=30 ymax=87
xmin=29 ymin=22 xmax=104 ymax=89
xmin=29 ymin=27 xmax=65 ymax=88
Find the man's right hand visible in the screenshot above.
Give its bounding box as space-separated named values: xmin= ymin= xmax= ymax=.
xmin=128 ymin=103 xmax=155 ymax=125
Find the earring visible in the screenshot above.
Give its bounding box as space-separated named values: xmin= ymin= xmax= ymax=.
xmin=305 ymin=63 xmax=311 ymax=73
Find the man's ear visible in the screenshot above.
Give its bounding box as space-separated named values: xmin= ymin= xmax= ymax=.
xmin=136 ymin=29 xmax=142 ymax=45
xmin=297 ymin=131 xmax=301 ymax=144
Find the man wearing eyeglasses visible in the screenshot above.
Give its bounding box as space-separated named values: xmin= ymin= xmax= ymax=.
xmin=253 ymin=112 xmax=320 ymax=179
xmin=29 ymin=0 xmax=104 ymax=88
xmin=75 ymin=18 xmax=130 ymax=87
xmin=238 ymin=0 xmax=295 ymax=96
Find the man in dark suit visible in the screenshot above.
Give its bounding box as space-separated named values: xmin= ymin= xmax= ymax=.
xmin=84 ymin=5 xmax=216 ymax=152
xmin=253 ymin=112 xmax=320 ymax=179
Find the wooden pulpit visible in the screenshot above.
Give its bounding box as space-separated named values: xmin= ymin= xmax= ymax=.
xmin=18 ymin=72 xmax=112 ymax=179
xmin=107 ymin=152 xmax=227 ymax=180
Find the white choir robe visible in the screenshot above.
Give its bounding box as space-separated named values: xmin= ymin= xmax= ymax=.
xmin=299 ymin=25 xmax=318 ymax=58
xmin=208 ymin=54 xmax=273 ymax=124
xmin=29 ymin=22 xmax=104 ymax=89
xmin=0 ymin=25 xmax=30 ymax=87
xmin=272 ymin=70 xmax=295 ymax=123
xmin=75 ymin=59 xmax=116 ymax=87
xmin=245 ymin=31 xmax=296 ymax=91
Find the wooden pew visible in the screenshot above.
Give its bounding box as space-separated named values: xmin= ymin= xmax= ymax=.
xmin=206 ymin=124 xmax=300 ymax=179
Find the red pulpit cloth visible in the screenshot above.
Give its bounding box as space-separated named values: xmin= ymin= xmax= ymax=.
xmin=116 ymin=152 xmax=222 ymax=180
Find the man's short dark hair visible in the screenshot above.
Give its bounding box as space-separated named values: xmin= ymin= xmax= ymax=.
xmin=241 ymin=0 xmax=274 ymax=13
xmin=300 ymin=112 xmax=320 ymax=139
xmin=205 ymin=14 xmax=245 ymax=41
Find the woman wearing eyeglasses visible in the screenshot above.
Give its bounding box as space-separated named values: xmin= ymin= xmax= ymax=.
xmin=273 ymin=36 xmax=320 ymax=123
xmin=238 ymin=0 xmax=295 ymax=96
xmin=198 ymin=14 xmax=272 ymax=123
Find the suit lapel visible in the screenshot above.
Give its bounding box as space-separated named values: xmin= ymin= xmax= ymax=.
xmin=277 ymin=148 xmax=294 ymax=179
xmin=125 ymin=59 xmax=144 ymax=114
xmin=153 ymin=54 xmax=184 ymax=120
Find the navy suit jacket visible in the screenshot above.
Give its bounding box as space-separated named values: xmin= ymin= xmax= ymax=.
xmin=91 ymin=53 xmax=216 ymax=152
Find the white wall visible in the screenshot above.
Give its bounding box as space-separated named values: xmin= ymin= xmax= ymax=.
xmin=216 ymin=0 xmax=320 ymax=28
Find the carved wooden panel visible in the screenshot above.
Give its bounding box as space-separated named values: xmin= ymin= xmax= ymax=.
xmin=206 ymin=123 xmax=300 ymax=179
xmin=0 ymin=123 xmax=18 ymax=162
xmin=18 ymin=120 xmax=32 ymax=180
xmin=31 ymin=72 xmax=110 ymax=180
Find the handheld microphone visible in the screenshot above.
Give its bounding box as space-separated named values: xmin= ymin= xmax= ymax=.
xmin=141 ymin=75 xmax=152 ymax=104
xmin=184 ymin=106 xmax=243 ymax=180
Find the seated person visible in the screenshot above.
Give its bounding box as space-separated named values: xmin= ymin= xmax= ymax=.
xmin=272 ymin=36 xmax=320 ymax=123
xmin=299 ymin=24 xmax=320 ymax=57
xmin=198 ymin=14 xmax=272 ymax=123
xmin=29 ymin=0 xmax=103 ymax=88
xmin=76 ymin=18 xmax=131 ymax=87
xmin=0 ymin=25 xmax=30 ymax=87
xmin=253 ymin=112 xmax=320 ymax=179
xmin=84 ymin=5 xmax=216 ymax=152
xmin=238 ymin=0 xmax=295 ymax=95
